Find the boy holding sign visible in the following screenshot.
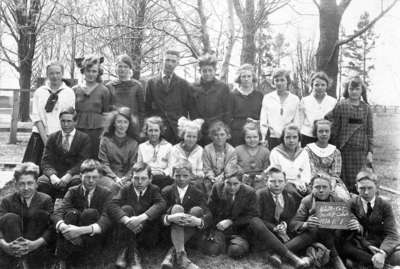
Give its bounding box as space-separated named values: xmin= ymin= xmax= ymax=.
xmin=288 ymin=173 xmax=347 ymax=269
xmin=341 ymin=170 xmax=400 ymax=268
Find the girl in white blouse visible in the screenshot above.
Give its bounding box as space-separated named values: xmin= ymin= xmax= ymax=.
xmin=137 ymin=116 xmax=174 ymax=189
xmin=169 ymin=117 xmax=205 ymax=179
xmin=298 ymin=71 xmax=337 ymax=147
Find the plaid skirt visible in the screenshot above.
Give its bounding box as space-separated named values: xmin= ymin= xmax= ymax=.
xmin=341 ymin=145 xmax=368 ymax=193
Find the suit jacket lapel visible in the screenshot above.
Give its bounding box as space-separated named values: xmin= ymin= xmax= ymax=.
xmin=181 ymin=185 xmax=191 ymax=205
xmin=173 ymin=184 xmax=181 ymax=204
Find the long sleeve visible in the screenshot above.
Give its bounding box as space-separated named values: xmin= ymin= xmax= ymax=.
xmin=259 ymin=96 xmax=269 ymax=140
xmin=144 ymin=188 xmax=167 ymax=220
xmin=289 ymin=200 xmax=310 ymax=234
xmin=202 ymin=147 xmax=215 ymax=179
xmin=257 ymin=191 xmax=276 ymax=231
xmin=234 ymin=190 xmax=259 ymax=226
xmin=329 ymin=103 xmax=341 ymax=148
xmin=222 ymin=86 xmax=233 ymax=125
xmin=380 ymin=202 xmax=399 ymax=254
xmin=330 ymin=149 xmax=342 ymax=179
xmin=40 ymin=196 xmax=54 ymax=243
xmin=98 ymin=137 xmax=117 ymax=180
xmin=136 ymin=84 xmax=146 ymax=125
xmin=96 ymin=191 xmax=113 ymax=232
xmin=66 ymin=134 xmax=91 ymax=176
xmin=366 ymin=105 xmax=374 ymax=153
xmin=102 ymin=86 xmax=112 ymax=113
xmin=52 ymin=189 xmax=75 ymax=225
xmin=298 ymin=99 xmax=306 ymax=132
xmin=31 ymin=90 xmax=42 ymax=124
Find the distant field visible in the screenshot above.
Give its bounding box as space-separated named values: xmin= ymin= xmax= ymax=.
xmin=0 ymin=112 xmax=399 ymax=269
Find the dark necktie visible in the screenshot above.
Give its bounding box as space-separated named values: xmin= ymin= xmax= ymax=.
xmin=137 ymin=191 xmax=143 ymax=202
xmin=62 ymin=133 xmax=70 ymax=152
xmin=163 ymin=75 xmax=170 ymax=88
xmin=274 ymin=195 xmax=283 ymax=222
xmin=84 ymin=190 xmax=89 ymax=208
xmin=366 ymin=202 xmax=373 ymax=217
xmin=45 ymin=89 xmax=62 ymax=112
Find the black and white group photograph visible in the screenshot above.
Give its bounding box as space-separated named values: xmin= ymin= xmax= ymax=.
xmin=0 ymin=0 xmax=399 ymax=268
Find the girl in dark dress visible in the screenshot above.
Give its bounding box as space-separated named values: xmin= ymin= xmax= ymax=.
xmin=106 ymin=54 xmax=145 ymax=126
xmin=229 ymin=64 xmax=263 ymax=146
xmin=73 ymin=55 xmax=111 ymax=159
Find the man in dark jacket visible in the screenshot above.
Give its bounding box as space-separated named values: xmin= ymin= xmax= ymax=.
xmin=145 ymin=50 xmax=195 ymax=144
xmin=0 ymin=162 xmax=54 ymax=269
xmin=341 ymin=170 xmax=400 ymax=268
xmin=160 ymin=160 xmax=212 ymax=269
xmin=107 ymin=162 xmax=166 ymax=269
xmin=52 ymin=159 xmax=112 ymax=268
xmin=38 ymin=107 xmax=91 ymax=200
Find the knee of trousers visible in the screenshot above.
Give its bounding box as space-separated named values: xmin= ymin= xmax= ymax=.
xmin=37 ymin=175 xmax=52 ymax=192
xmin=227 ymin=236 xmax=249 ymax=259
xmin=63 ymin=209 xmax=81 ymax=225
xmin=387 ymin=249 xmax=400 ymax=266
xmin=171 ymin=204 xmax=184 ymax=214
xmin=248 ymin=217 xmax=265 ymax=232
xmin=189 ymin=206 xmax=203 ymax=218
xmin=0 ymin=213 xmax=21 ymax=228
xmin=80 ymin=208 xmax=100 ymax=225
xmin=121 ymin=205 xmax=135 ymax=217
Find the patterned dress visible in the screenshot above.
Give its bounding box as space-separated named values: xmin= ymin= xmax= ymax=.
xmin=329 ymin=99 xmax=373 ymax=193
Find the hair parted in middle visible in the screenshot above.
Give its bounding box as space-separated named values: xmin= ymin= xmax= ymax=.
xmin=310 ymin=71 xmax=332 ymax=89
xmin=272 ymin=69 xmax=291 ymax=88
xmin=234 ymin=63 xmax=257 ymax=84
xmin=103 ymin=107 xmax=139 ymax=140
xmin=343 ymin=75 xmax=368 ymax=103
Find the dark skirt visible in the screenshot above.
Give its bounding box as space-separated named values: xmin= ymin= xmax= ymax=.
xmin=22 ymin=133 xmax=44 ymax=165
xmin=341 ymin=146 xmax=368 ymax=194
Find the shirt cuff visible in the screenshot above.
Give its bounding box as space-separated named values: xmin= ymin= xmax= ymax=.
xmin=90 ymin=224 xmax=102 ymax=236
xmin=163 ymin=215 xmax=171 ymax=226
xmin=56 ymin=220 xmax=65 ymax=231
xmin=198 ymin=219 xmax=205 ymax=229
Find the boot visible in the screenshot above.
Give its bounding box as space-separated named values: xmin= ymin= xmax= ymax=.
xmin=331 ymin=255 xmax=347 ymax=269
xmin=268 ymin=254 xmax=282 ymax=268
xmin=285 ymin=250 xmax=312 ymax=269
xmin=115 ymin=248 xmax=127 ymax=268
xmin=176 ymin=250 xmax=199 ymax=269
xmin=161 ymin=247 xmax=176 ymax=269
xmin=127 ymin=247 xmax=143 ymax=269
xmin=57 ymin=260 xmax=67 ymax=269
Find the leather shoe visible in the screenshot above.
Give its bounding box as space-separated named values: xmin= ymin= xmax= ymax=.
xmin=176 ymin=251 xmax=199 ymax=269
xmin=161 ymin=247 xmax=176 ymax=269
xmin=127 ymin=247 xmax=143 ymax=269
xmin=268 ymin=254 xmax=282 ymax=268
xmin=115 ymin=248 xmax=127 ymax=268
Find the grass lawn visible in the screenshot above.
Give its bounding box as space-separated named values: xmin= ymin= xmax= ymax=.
xmin=0 ymin=112 xmax=399 ymax=268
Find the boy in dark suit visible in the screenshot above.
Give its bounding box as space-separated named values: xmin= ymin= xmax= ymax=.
xmin=145 ymin=50 xmax=195 ymax=144
xmin=38 ymin=107 xmax=91 ymax=200
xmin=207 ymin=171 xmax=308 ymax=268
xmin=107 ymin=162 xmax=166 ymax=269
xmin=342 ymin=170 xmax=400 ymax=268
xmin=288 ymin=174 xmax=347 ymax=269
xmin=52 ymin=159 xmax=112 ymax=268
xmin=160 ymin=160 xmax=212 ymax=269
xmin=0 ymin=162 xmax=54 ymax=269
xmin=257 ymin=166 xmax=310 ymax=267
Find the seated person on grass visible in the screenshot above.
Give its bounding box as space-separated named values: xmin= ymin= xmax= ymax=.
xmin=107 ymin=162 xmax=166 ymax=269
xmin=0 ymin=162 xmax=54 ymax=269
xmin=52 ymin=159 xmax=113 ymax=268
xmin=288 ymin=173 xmax=347 ymax=269
xmin=206 ymin=171 xmax=308 ymax=268
xmin=160 ymin=160 xmax=213 ymax=269
xmin=38 ymin=106 xmax=91 ymax=200
xmin=341 ymin=170 xmax=400 ymax=269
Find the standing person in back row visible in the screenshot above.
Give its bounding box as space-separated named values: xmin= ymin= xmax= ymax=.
xmin=260 ymin=70 xmax=300 ymax=150
xmin=329 ymin=76 xmax=373 ymax=193
xmin=23 ymin=61 xmax=75 ymax=165
xmin=145 ymin=50 xmax=195 ymax=144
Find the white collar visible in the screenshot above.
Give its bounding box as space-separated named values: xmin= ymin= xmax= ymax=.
xmin=307 ymin=143 xmax=336 ymax=157
xmin=361 ymin=196 xmax=376 ymax=208
xmin=134 ymin=187 xmax=147 ymax=197
xmin=177 ymin=184 xmax=189 ymax=193
xmin=236 ymin=87 xmax=254 ymax=96
xmin=44 ymin=81 xmax=68 ymax=92
xmin=82 ymin=185 xmax=96 ymax=196
xmin=62 ymin=128 xmax=76 ymax=138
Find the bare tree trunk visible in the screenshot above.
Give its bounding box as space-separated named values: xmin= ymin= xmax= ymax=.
xmin=130 ymin=0 xmax=146 ymax=79
xmin=220 ymin=0 xmax=235 ymax=82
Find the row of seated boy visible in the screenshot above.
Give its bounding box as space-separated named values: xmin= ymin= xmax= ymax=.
xmin=0 ymin=157 xmax=399 ymax=269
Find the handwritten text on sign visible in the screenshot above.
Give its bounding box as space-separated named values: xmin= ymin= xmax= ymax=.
xmin=315 ymin=202 xmax=351 ymax=230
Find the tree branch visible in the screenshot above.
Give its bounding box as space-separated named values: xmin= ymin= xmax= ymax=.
xmin=232 ymin=0 xmax=245 ymax=23
xmin=312 ymin=0 xmax=320 ymax=10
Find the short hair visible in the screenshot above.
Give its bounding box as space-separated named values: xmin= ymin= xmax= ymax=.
xmin=79 ymin=55 xmax=104 ymax=83
xmin=310 ymin=172 xmax=332 ymax=187
xmin=280 ymin=124 xmax=301 ymax=144
xmin=172 ymin=160 xmax=193 ymax=175
xmin=356 ymin=169 xmax=378 ymax=185
xmin=165 ymin=50 xmax=180 ymax=58
xmin=198 ymin=53 xmax=217 ymax=68
xmin=13 ymin=162 xmax=40 ymax=182
xmin=265 ymin=165 xmax=286 ymax=180
xmin=208 ymin=120 xmax=231 ymax=139
xmin=224 ymin=170 xmax=242 ymax=182
xmin=59 ymin=106 xmax=77 ymax=121
xmin=116 ymin=54 xmax=133 ymax=69
xmin=80 ymin=159 xmax=104 ymax=174
xmin=242 ymin=121 xmax=261 ymax=140
xmin=310 ymin=71 xmax=332 ymax=89
xmin=343 ymin=76 xmax=368 ymax=103
xmin=234 ymin=64 xmax=257 ymax=84
xmin=46 ymin=61 xmax=64 ymax=75
xmin=272 ymin=69 xmax=291 ymax=88
xmin=103 ymin=107 xmax=139 ymax=140
xmin=312 ymin=119 xmax=332 ymax=138
xmin=132 ymin=162 xmax=152 ymax=178
xmin=142 ymin=116 xmax=167 ymax=139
